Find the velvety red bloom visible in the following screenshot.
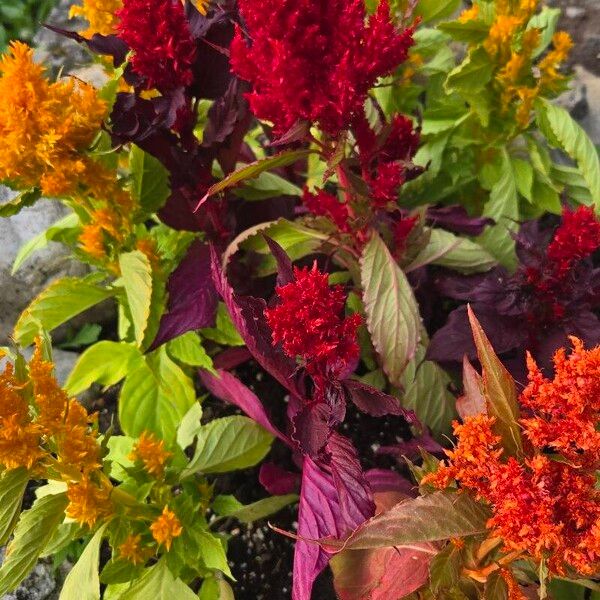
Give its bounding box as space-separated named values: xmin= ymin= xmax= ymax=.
xmin=546 ymin=206 xmax=600 ymax=279
xmin=302 ymin=188 xmax=352 ymax=234
xmin=393 ymin=215 xmax=418 ymax=257
xmin=231 ymin=0 xmax=414 ymax=136
xmin=117 ymin=0 xmax=196 ymax=91
xmin=265 ymin=264 xmax=361 ymax=378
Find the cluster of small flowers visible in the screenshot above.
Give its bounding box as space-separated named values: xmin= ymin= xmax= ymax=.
xmin=116 ymin=0 xmax=196 ymax=92
xmin=524 ymin=205 xmax=600 ymax=323
xmin=231 ymin=0 xmax=415 ymax=137
xmin=69 ymin=0 xmax=122 ymax=37
xmin=425 ymin=338 xmax=600 ymax=576
xmin=0 ymin=42 xmax=108 ymax=198
xmin=265 ymin=263 xmax=361 ymax=381
xmin=460 ymin=0 xmax=573 ymax=127
xmin=0 ymin=342 xmax=182 ymax=555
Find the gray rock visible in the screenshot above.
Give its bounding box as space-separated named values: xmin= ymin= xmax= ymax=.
xmin=0 ymin=549 xmax=57 ymax=600
xmin=0 ymin=186 xmax=87 ymax=346
xmin=573 ymin=66 xmax=600 ymax=146
xmin=565 ymin=6 xmax=586 ymax=19
xmin=33 ymin=0 xmax=89 ymax=75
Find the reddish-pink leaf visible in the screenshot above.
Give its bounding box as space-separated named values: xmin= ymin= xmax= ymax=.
xmin=467 ymin=305 xmax=522 ymax=455
xmin=457 ymin=355 xmax=487 ymax=420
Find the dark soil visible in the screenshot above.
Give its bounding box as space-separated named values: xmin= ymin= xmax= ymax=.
xmin=203 ymin=362 xmax=415 ymax=600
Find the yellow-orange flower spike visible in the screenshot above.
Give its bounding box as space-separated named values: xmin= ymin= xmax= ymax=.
xmin=150 ymin=506 xmax=183 ymax=550
xmin=0 ymin=42 xmax=107 ymax=198
xmin=458 ymin=4 xmax=479 ymax=23
xmin=66 ymin=476 xmax=113 ymax=528
xmin=0 ymin=363 xmax=43 ymax=471
xmin=70 ymin=0 xmax=122 ymax=38
xmin=130 ymin=431 xmax=172 ymax=478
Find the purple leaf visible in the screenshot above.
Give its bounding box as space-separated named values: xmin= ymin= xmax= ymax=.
xmin=199 ymin=368 xmax=289 ymax=444
xmin=341 ymin=379 xmax=418 ymax=422
xmin=427 ymin=304 xmax=525 ymax=364
xmin=259 ymin=462 xmax=300 ymax=495
xmin=293 ymin=434 xmax=374 ymax=600
xmin=270 ymin=120 xmax=310 ymax=146
xmin=212 ymin=347 xmax=251 ymax=370
xmin=151 ymin=241 xmax=218 ymax=349
xmin=210 ymin=246 xmax=299 ymax=393
xmin=203 ymin=78 xmax=249 ymax=149
xmin=426 ymin=205 xmax=494 ymax=236
xmin=291 ymin=402 xmax=332 ymax=457
xmin=365 ymin=469 xmax=416 ymax=497
xmin=263 ymin=235 xmax=294 ymax=287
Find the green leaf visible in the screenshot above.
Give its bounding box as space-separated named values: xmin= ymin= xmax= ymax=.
xmin=183 ymin=416 xmax=273 ymax=476
xmin=231 ymin=218 xmax=328 ymax=276
xmin=478 ymin=151 xmax=519 ymax=270
xmin=104 ymin=436 xmax=136 ymax=481
xmin=402 ymin=347 xmax=456 ymax=438
xmin=0 ymin=492 xmax=68 ymax=596
xmin=414 ymin=0 xmax=461 ymax=23
xmin=214 ymin=494 xmax=297 ymax=524
xmin=119 ymin=251 xmax=154 ymax=346
xmin=176 ymin=402 xmax=203 ymax=451
xmin=233 ymin=170 xmax=303 ymax=201
xmin=202 ymin=149 xmax=312 ymax=202
xmin=118 ymin=559 xmax=198 ymax=600
xmin=0 ymin=468 xmax=29 ymax=545
xmin=198 ymin=577 xmax=235 ymax=600
xmin=527 ymin=7 xmax=561 ymax=58
xmin=551 ymin=164 xmax=593 ymax=207
xmin=483 ymin=570 xmax=508 ymax=599
xmin=511 ymin=157 xmax=534 ymax=203
xmin=12 ymin=212 xmax=79 ymax=274
xmin=129 ymin=145 xmax=170 ymax=215
xmin=446 ymin=47 xmax=494 ymax=95
xmin=437 ymin=20 xmax=490 ymax=43
xmin=341 ymin=492 xmax=488 ymax=551
xmin=361 ymin=233 xmax=421 ymax=387
xmin=14 ymin=278 xmax=115 ymax=347
xmin=536 ymin=99 xmax=600 ymax=205
xmin=467 ymin=306 xmax=522 ymax=456
xmin=65 ymin=341 xmax=142 ymax=395
xmin=192 ymin=530 xmax=233 ymax=577
xmin=0 ymin=188 xmax=41 ymax=218
xmin=59 ymin=525 xmax=106 ymax=600
xmin=201 ymin=303 xmax=245 ymax=347
xmin=408 ymin=229 xmax=496 ymax=274
xmin=429 ymin=543 xmax=462 ymax=594
xmin=548 ymin=580 xmax=586 ymax=600
xmin=167 ymin=332 xmax=214 ymax=370
xmin=119 ymin=347 xmax=196 ymax=442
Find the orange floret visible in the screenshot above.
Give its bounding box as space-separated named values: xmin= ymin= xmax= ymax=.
xmin=130 ymin=431 xmax=172 ymax=478
xmin=150 ymin=506 xmax=183 ymax=550
xmin=66 ymin=476 xmax=113 ymax=528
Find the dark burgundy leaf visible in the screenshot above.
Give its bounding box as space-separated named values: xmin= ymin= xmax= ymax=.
xmin=264 ymin=235 xmax=295 ymax=287
xmin=291 ymin=402 xmax=332 ymax=457
xmin=377 ymin=429 xmax=443 ymax=462
xmin=426 ymin=205 xmax=494 ymax=236
xmin=341 ymin=379 xmax=418 ymax=422
xmin=427 ymin=304 xmax=525 ymax=364
xmin=150 ymin=241 xmax=218 ymax=349
xmin=203 ymin=78 xmax=249 ymax=149
xmin=210 ymin=246 xmax=299 ymax=393
xmin=199 ymin=368 xmax=289 ymax=443
xmin=270 ymin=120 xmax=310 ymax=146
xmin=259 ymin=462 xmax=300 ymax=495
xmin=212 ymin=347 xmax=252 ymax=370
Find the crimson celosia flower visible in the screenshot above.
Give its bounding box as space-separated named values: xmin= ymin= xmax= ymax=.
xmin=265 ymin=264 xmax=361 ymax=379
xmin=302 ymin=188 xmax=353 ymax=234
xmin=425 ymin=338 xmax=600 ymax=576
xmin=545 ymin=205 xmax=600 ymax=280
xmin=231 ymin=0 xmax=415 ymax=136
xmin=117 ymin=0 xmax=196 ymax=91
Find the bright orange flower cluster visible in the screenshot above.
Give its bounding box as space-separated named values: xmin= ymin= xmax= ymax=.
xmin=0 ymin=42 xmax=108 ymax=198
xmin=69 ymin=0 xmax=123 ymax=37
xmin=0 ymin=340 xmax=112 ymax=527
xmin=150 ymin=506 xmax=183 ymax=550
xmin=130 ymin=431 xmax=172 ymax=478
xmin=425 ymin=338 xmax=600 ymax=577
